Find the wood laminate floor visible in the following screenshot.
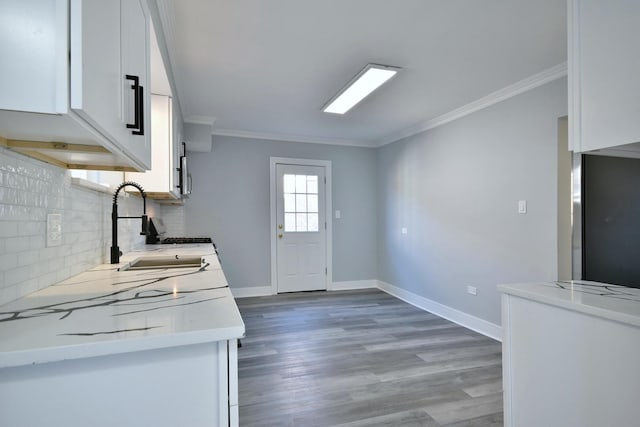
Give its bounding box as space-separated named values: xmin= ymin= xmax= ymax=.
xmin=236 ymin=289 xmax=503 ymax=427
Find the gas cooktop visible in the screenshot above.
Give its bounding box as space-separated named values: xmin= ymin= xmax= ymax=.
xmin=161 ymin=237 xmax=212 ymax=244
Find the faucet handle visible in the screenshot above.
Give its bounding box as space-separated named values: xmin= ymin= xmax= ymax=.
xmin=140 ymin=215 xmax=149 ymax=236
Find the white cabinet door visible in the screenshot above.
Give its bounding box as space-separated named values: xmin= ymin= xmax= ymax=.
xmin=172 ymin=100 xmax=184 ymax=196
xmin=0 ymin=0 xmax=152 ymax=171
xmin=69 ymin=0 xmax=123 ymax=147
xmin=569 ymin=0 xmax=640 ymax=152
xmin=69 ymin=0 xmax=152 ymax=170
xmin=120 ymin=0 xmax=152 ymax=168
xmin=502 ymin=294 xmax=640 ymax=427
xmin=0 ymin=0 xmax=67 ymax=114
xmin=126 ymin=94 xmax=178 ymax=198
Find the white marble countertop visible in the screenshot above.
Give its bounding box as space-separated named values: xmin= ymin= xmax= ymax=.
xmin=498 ymin=280 xmax=640 ymax=327
xmin=0 ymin=244 xmax=245 ymax=368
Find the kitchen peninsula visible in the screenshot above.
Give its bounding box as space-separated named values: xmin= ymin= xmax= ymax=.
xmin=500 ymin=281 xmax=640 ymax=427
xmin=0 ymin=244 xmax=244 ymax=427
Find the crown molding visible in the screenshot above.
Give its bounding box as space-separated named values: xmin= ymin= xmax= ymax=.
xmin=212 ymin=63 xmax=567 ymax=149
xmin=185 ymin=116 xmax=217 ymax=126
xmin=377 ymin=62 xmax=568 ymax=147
xmin=212 ymin=128 xmax=375 ymax=148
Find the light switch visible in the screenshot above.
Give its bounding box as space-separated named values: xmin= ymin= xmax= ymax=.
xmin=401 ymin=227 xmax=408 ymax=235
xmin=47 ymin=213 xmax=62 ymax=247
xmin=335 ymin=210 xmax=341 ymax=219
xmin=518 ymin=200 xmax=527 ymax=214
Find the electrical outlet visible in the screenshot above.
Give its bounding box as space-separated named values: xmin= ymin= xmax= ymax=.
xmin=518 ymin=200 xmax=527 ymax=214
xmin=467 ymin=285 xmax=477 ymax=296
xmin=401 ymin=227 xmax=408 ymax=235
xmin=47 ymin=213 xmax=62 ymax=247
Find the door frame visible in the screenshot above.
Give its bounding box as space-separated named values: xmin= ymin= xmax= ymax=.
xmin=270 ymin=157 xmax=333 ymax=295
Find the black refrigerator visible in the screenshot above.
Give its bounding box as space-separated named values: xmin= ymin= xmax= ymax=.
xmin=582 ymin=154 xmax=640 ymax=288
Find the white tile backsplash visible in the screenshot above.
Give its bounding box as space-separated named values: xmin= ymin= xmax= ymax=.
xmin=158 ymin=203 xmax=186 ymax=236
xmin=0 ymin=147 xmax=165 ymax=305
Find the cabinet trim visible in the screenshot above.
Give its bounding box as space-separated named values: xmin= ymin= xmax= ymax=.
xmin=1 ymin=139 xmax=111 ymax=153
xmin=0 ymin=136 xmax=138 ymax=172
xmin=567 ymin=0 xmax=582 ymax=152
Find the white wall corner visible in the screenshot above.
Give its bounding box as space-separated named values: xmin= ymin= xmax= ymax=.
xmin=184 ymin=121 xmax=213 ymax=152
xmin=230 ymin=285 xmax=274 ymax=298
xmin=376 ymin=281 xmax=503 ymax=342
xmin=329 ymin=280 xmax=378 ymax=291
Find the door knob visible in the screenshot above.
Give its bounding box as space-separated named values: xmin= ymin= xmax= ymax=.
xmin=278 ymin=233 xmax=283 ymax=239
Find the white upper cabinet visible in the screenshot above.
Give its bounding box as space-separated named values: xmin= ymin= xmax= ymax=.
xmin=126 ymin=94 xmax=180 ymax=200
xmin=0 ymin=0 xmax=151 ymax=171
xmin=0 ymin=0 xmax=68 ymax=114
xmin=569 ymin=0 xmax=640 ymax=155
xmin=119 ymin=0 xmax=151 ymax=166
xmin=125 ymin=19 xmax=182 ymax=201
xmin=172 ymin=101 xmax=184 ymax=198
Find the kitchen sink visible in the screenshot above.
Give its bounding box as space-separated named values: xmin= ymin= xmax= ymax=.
xmin=118 ymin=256 xmax=204 ymax=271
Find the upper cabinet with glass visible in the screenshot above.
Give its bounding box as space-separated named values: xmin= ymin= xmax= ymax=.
xmin=0 ymin=0 xmax=151 ymax=171
xmin=568 ymin=0 xmax=640 ymax=158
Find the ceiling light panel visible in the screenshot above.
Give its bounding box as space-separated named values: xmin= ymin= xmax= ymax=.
xmin=323 ymin=64 xmax=401 ymax=115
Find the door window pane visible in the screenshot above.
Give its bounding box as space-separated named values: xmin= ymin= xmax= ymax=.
xmin=295 ymin=194 xmax=307 ymax=212
xmin=284 ymin=174 xmax=296 ymax=193
xmin=307 ymin=194 xmax=318 ymax=213
xmin=307 ymin=176 xmax=318 ymax=194
xmin=282 ymin=173 xmax=321 ymax=233
xmin=296 ymin=213 xmax=307 ymax=231
xmin=295 ymin=175 xmax=307 ymax=193
xmin=284 ymin=194 xmax=295 ymax=212
xmin=284 ymin=213 xmax=296 ymax=232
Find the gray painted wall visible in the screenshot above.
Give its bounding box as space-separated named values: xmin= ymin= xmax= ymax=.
xmin=186 ymin=136 xmax=377 ymax=288
xmin=376 ymin=78 xmax=568 ymax=325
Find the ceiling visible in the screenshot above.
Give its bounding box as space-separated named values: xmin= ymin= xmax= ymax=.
xmin=156 ymin=0 xmax=567 ymax=147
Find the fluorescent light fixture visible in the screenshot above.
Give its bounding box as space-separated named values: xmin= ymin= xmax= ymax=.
xmin=323 ymin=64 xmax=401 ymax=115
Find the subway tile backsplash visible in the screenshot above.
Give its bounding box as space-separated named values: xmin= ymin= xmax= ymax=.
xmin=0 ymin=147 xmax=184 ymax=306
xmin=158 ymin=203 xmax=186 ymax=237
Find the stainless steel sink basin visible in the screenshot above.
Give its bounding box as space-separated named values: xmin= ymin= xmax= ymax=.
xmin=119 ymin=256 xmax=204 ymax=271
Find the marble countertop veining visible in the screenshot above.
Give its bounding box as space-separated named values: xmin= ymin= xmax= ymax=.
xmin=0 ymin=244 xmax=245 ymax=369
xmin=498 ymin=280 xmax=640 ymax=327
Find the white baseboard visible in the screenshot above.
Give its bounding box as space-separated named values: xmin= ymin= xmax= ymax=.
xmin=232 ymin=281 xmax=376 ymax=297
xmin=230 ymin=281 xmax=502 ymax=341
xmin=329 ymin=280 xmax=378 ymax=291
xmin=377 ymin=281 xmax=503 ymax=342
xmin=230 ymin=286 xmax=273 ymax=298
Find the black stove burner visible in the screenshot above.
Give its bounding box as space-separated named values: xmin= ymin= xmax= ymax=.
xmin=161 ymin=237 xmax=212 ymax=244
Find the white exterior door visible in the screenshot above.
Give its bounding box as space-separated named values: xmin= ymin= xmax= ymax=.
xmin=276 ymin=164 xmax=327 ymax=293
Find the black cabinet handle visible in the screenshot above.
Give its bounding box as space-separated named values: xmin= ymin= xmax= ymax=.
xmin=133 ymin=84 xmax=144 ymax=136
xmin=125 ymin=74 xmax=144 ymax=136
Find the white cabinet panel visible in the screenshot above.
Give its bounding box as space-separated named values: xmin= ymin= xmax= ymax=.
xmin=120 ymin=0 xmax=152 ymax=167
xmin=126 ymin=94 xmax=180 ymax=199
xmin=0 ymin=342 xmax=226 ymax=427
xmin=569 ymin=0 xmax=640 ymax=153
xmin=502 ymin=293 xmax=640 ymax=427
xmin=172 ymin=101 xmax=183 ymax=195
xmin=0 ymin=0 xmax=152 ymax=171
xmin=0 ymin=0 xmax=67 ymax=114
xmin=69 ymin=0 xmax=122 ymax=146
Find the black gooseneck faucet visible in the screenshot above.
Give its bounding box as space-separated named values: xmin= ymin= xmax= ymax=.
xmin=111 ymin=181 xmax=149 ymax=264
